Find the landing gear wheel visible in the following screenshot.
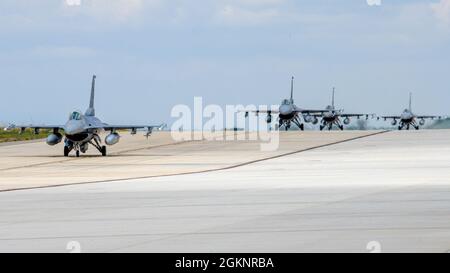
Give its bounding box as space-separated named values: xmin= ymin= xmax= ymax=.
xmin=398 ymin=126 xmax=402 ymax=130
xmin=299 ymin=124 xmax=304 ymax=131
xmin=64 ymin=146 xmax=70 ymax=157
xmin=320 ymin=125 xmax=324 ymax=131
xmin=415 ymin=126 xmax=419 ymax=130
xmin=339 ymin=125 xmax=344 ymax=130
xmin=76 ymin=150 xmax=80 ymax=157
xmin=101 ymin=146 xmax=107 ymax=156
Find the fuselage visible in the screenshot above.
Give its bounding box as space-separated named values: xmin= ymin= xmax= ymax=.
xmin=64 ymin=111 xmax=103 ymax=144
xmin=322 ymin=106 xmax=340 ymax=123
xmin=278 ymin=99 xmax=297 ymax=121
xmin=400 ymin=109 xmax=415 ymax=123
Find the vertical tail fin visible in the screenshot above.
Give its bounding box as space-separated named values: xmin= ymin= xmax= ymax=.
xmin=290 ymin=76 xmax=294 ymax=103
xmin=332 ymin=87 xmax=335 ymax=109
xmin=85 ymin=75 xmax=96 ymax=116
xmin=408 ymin=92 xmax=412 ymax=112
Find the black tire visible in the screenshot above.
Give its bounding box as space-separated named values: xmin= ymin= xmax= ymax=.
xmin=320 ymin=125 xmax=324 ymax=131
xmin=299 ymin=124 xmax=304 ymax=131
xmin=101 ymin=146 xmax=107 ymax=156
xmin=340 ymin=125 xmax=344 ymax=130
xmin=64 ymin=146 xmax=70 ymax=157
xmin=76 ymin=150 xmax=80 ymax=157
xmin=398 ymin=126 xmax=402 ymax=130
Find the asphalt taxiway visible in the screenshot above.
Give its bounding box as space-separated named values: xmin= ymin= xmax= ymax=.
xmin=0 ymin=130 xmax=449 ymax=252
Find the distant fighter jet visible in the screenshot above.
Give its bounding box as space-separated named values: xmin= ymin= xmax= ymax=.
xmin=379 ymin=93 xmax=441 ymax=130
xmin=304 ymin=87 xmax=374 ymax=131
xmin=243 ymin=77 xmax=327 ymax=131
xmin=5 ymin=75 xmax=165 ymax=157
xmin=3 ymin=123 xmax=16 ymax=131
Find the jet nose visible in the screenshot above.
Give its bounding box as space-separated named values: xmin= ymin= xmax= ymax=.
xmin=401 ymin=113 xmax=411 ymax=120
xmin=64 ymin=120 xmax=85 ymax=135
xmin=279 ymin=105 xmax=292 ymax=116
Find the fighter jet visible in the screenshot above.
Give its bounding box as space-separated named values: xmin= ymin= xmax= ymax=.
xmin=304 ymin=87 xmax=374 ymax=131
xmin=3 ymin=123 xmax=16 ymax=131
xmin=379 ymin=93 xmax=441 ymax=130
xmin=243 ymin=77 xmax=327 ymax=131
xmin=5 ymin=75 xmax=165 ymax=157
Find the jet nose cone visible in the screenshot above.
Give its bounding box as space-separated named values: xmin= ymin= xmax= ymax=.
xmin=401 ymin=113 xmax=411 ymax=120
xmin=64 ymin=120 xmax=85 ymax=135
xmin=279 ymin=105 xmax=292 ymax=116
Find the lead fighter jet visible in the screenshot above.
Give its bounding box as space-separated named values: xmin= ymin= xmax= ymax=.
xmin=5 ymin=75 xmax=165 ymax=157
xmin=243 ymin=77 xmax=327 ymax=131
xmin=379 ymin=93 xmax=441 ymax=130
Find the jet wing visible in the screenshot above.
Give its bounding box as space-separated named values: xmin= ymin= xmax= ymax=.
xmin=241 ymin=110 xmax=280 ymax=118
xmin=416 ymin=115 xmax=442 ymax=120
xmin=3 ymin=124 xmax=64 ymax=133
xmin=294 ymin=106 xmax=338 ymax=114
xmin=340 ymin=113 xmax=375 ymax=119
xmin=88 ymin=123 xmax=167 ymax=136
xmin=379 ymin=116 xmax=401 ymax=120
xmin=295 ymin=109 xmax=329 ymax=114
xmin=297 ymin=109 xmax=347 ymax=116
xmin=241 ymin=110 xmax=279 ymax=114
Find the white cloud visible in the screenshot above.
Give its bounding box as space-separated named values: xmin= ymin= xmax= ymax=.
xmin=65 ymin=0 xmax=81 ymax=6
xmin=215 ymin=5 xmax=280 ymax=25
xmin=431 ymin=0 xmax=450 ymax=24
xmin=63 ymin=0 xmax=160 ymax=23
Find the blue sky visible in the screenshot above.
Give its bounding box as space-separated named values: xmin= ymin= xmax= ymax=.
xmin=1 ymin=0 xmax=449 ymax=125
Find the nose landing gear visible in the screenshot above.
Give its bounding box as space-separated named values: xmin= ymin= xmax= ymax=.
xmin=284 ymin=123 xmax=290 ymax=131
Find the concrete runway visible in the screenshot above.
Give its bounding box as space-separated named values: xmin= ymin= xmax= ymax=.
xmin=0 ymin=130 xmax=377 ymax=191
xmin=0 ymin=130 xmax=450 ymax=252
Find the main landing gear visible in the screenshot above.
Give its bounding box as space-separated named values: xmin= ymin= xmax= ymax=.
xmin=63 ymin=135 xmax=107 ymax=157
xmin=291 ymin=117 xmax=304 ymax=131
xmin=64 ymin=145 xmax=71 ymax=157
xmin=101 ymin=146 xmax=107 ymax=156
xmin=398 ymin=123 xmax=419 ymax=131
xmin=320 ymin=120 xmax=344 ymax=131
xmin=89 ymin=134 xmax=107 ymax=156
